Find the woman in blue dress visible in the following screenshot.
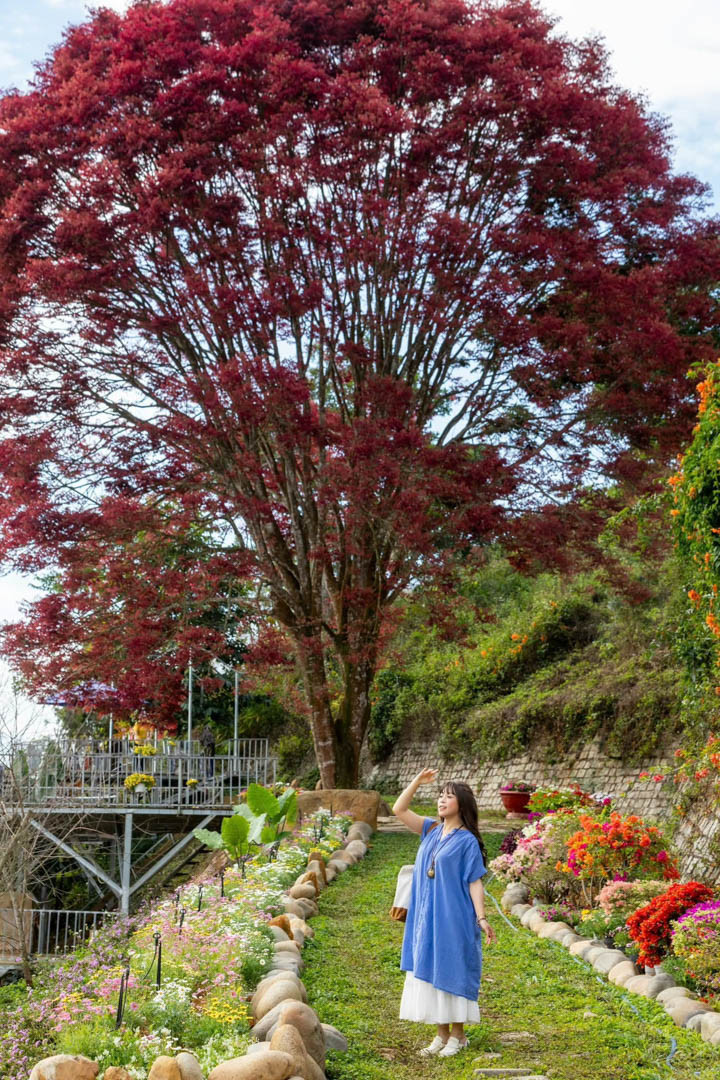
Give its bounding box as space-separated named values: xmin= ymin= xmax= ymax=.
xmin=393 ymin=767 xmax=496 ymax=1057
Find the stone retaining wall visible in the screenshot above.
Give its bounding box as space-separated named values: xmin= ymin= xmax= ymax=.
xmin=360 ymin=734 xmax=674 ymax=818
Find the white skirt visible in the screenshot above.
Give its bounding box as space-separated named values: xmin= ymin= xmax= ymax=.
xmin=399 ymin=971 xmax=481 ymax=1023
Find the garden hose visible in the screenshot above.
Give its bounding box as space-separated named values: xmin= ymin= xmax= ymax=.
xmin=567 ymin=954 xmax=681 ymax=1073
xmin=484 ymin=871 xmax=520 ymax=933
xmin=488 ymin=878 xmax=687 ymax=1075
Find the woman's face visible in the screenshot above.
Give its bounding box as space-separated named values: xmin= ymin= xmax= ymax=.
xmin=437 ymin=788 xmax=459 ymax=819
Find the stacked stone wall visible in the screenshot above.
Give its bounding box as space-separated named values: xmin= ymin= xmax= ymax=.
xmin=361 ymin=734 xmax=674 ymax=818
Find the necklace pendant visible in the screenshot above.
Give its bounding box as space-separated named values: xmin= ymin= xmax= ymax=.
xmin=427 ymin=867 xmax=435 ymax=878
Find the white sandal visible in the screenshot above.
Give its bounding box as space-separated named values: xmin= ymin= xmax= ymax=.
xmin=418 ymin=1035 xmax=447 ymax=1057
xmin=438 ymin=1036 xmax=468 ymax=1057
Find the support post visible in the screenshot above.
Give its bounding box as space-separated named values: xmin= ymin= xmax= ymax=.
xmin=233 ymin=670 xmax=239 ymax=757
xmin=121 ymin=811 xmax=133 ymax=916
xmin=187 ymin=661 xmax=193 ymax=753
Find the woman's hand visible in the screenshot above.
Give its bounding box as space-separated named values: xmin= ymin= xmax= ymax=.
xmin=392 ymin=768 xmax=438 ymax=834
xmin=477 ymin=917 xmax=496 ymax=944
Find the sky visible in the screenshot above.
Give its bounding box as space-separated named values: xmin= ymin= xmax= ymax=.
xmin=1 ymin=0 xmax=719 ymax=727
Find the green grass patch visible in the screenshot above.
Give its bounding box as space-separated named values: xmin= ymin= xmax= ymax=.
xmin=303 ymin=831 xmax=720 ymax=1080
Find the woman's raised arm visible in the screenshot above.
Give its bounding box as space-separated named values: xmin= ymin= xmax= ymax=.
xmin=392 ymin=768 xmax=438 ymax=835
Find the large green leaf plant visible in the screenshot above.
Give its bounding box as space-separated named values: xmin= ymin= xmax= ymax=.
xmin=193 ymin=783 xmax=298 ymax=869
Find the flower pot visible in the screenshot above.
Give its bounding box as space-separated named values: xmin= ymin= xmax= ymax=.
xmin=135 ymin=783 xmax=147 ymax=794
xmin=500 ymin=789 xmax=532 ymax=815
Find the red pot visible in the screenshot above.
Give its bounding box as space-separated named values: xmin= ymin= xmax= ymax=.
xmin=500 ymin=789 xmax=532 ymax=814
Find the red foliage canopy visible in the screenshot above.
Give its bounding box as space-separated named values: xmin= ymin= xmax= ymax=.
xmin=1 ymin=503 xmax=253 ymax=731
xmin=0 ymin=0 xmax=719 ymax=783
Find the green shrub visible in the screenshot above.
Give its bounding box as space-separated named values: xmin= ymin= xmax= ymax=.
xmin=368 ymin=556 xmax=694 ymax=764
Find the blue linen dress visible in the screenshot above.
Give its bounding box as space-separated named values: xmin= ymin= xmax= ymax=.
xmin=400 ymin=818 xmax=487 ymax=1002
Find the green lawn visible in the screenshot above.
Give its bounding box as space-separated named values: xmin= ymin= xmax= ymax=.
xmin=301 ymin=830 xmax=720 ymax=1080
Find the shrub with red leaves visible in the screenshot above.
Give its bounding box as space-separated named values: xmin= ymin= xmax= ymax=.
xmin=627 ymin=881 xmax=715 ymax=967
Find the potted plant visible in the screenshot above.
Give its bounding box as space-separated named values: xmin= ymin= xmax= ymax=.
xmin=124 ymin=772 xmax=156 ymax=796
xmin=499 ymin=780 xmax=534 ymax=815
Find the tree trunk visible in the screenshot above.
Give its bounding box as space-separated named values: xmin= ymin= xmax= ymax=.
xmin=294 ymin=636 xmax=338 ymax=789
xmin=296 ymin=634 xmax=376 ymax=789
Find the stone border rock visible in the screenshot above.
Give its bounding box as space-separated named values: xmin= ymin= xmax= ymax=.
xmin=30 ymin=819 xmax=373 ymax=1080
xmin=500 ymin=886 xmax=720 ymax=1049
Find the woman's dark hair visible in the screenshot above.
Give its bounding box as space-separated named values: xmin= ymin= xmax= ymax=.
xmin=438 ymin=780 xmax=488 ymax=863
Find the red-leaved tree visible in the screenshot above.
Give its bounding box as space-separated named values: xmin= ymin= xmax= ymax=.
xmin=1 ymin=502 xmax=253 ymax=731
xmin=1 ymin=0 xmax=719 ymax=785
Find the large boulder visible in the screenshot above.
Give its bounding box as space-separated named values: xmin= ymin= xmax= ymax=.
xmin=252 ymin=970 xmax=305 ymax=1007
xmin=665 ymin=998 xmax=708 ymax=1027
xmin=297 ymin=790 xmax=381 ymax=828
xmin=306 ymin=860 xmax=328 ymax=886
xmin=176 ymin=1054 xmax=204 ymax=1080
xmin=31 ymin=1057 xmax=99 ymax=1080
xmin=537 ymin=921 xmax=572 ymax=940
xmin=148 ymin=1059 xmax=182 ymax=1080
xmin=656 ymin=986 xmax=693 ymax=1006
xmin=288 ymin=916 xmax=314 ymax=940
xmin=568 ymin=940 xmax=595 ymax=960
xmin=501 ymin=884 xmax=530 ymax=910
xmin=279 ymin=1001 xmax=327 ymax=1068
xmin=275 ymin=940 xmax=302 ymax=955
xmin=208 ymin=1052 xmax=294 ymax=1080
xmin=608 ymin=960 xmax=638 ymax=987
xmin=289 ymin=884 xmax=317 ymax=901
xmin=642 ymin=973 xmax=676 ymax=1000
xmin=269 ymin=925 xmax=291 ymax=942
xmin=321 ymin=1023 xmax=349 ymax=1052
xmin=270 ymin=1024 xmax=324 ymax=1080
xmin=103 ymin=1070 xmax=132 ymax=1080
xmin=296 ymin=871 xmax=321 ymax=893
xmin=327 ymin=849 xmax=355 ymax=866
xmin=253 ymin=979 xmax=305 ymax=1020
xmin=592 ymin=950 xmax=627 ymax=975
xmin=283 ymin=899 xmax=308 ymax=918
xmin=344 ymin=840 xmax=368 ymax=860
xmin=557 ymin=931 xmax=582 ymax=947
xmin=624 ymin=974 xmax=654 ymax=996
xmin=346 ymin=822 xmax=373 ymax=843
xmin=510 ymin=903 xmax=532 ymax=920
xmin=269 ymin=915 xmax=295 ymax=938
xmin=701 ymin=1011 xmax=720 ymax=1041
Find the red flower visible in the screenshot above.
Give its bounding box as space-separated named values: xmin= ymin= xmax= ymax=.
xmin=627 ymin=882 xmax=715 ymax=967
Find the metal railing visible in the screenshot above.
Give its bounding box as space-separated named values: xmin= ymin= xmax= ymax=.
xmin=33 ymin=908 xmax=118 ymax=956
xmin=2 ymin=737 xmax=276 ymax=810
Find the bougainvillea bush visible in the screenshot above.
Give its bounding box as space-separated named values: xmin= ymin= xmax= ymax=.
xmin=627 ymin=881 xmax=715 ymax=968
xmin=490 ymin=809 xmax=589 ymax=902
xmin=595 ymin=879 xmax=672 ymax=918
xmin=0 ymin=811 xmax=350 ymax=1080
xmin=671 ymin=900 xmax=720 ymax=997
xmin=492 ymin=806 xmax=678 ymax=910
xmin=556 ymin=812 xmax=679 ymax=904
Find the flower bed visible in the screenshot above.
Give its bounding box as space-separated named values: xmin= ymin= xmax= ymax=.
xmin=495 ymin=791 xmax=720 ymax=1046
xmin=2 ymin=810 xmax=351 ymax=1080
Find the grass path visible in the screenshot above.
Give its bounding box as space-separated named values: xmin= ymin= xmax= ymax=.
xmin=301 ymin=830 xmax=720 ymax=1080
